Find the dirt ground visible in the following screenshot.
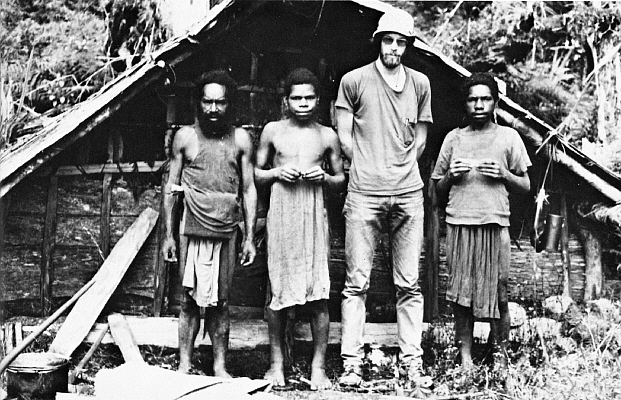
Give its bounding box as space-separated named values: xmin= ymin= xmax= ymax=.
xmin=4 ymin=302 xmax=621 ymax=400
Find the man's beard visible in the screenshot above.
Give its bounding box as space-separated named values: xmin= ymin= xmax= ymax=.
xmin=199 ymin=112 xmax=229 ymax=132
xmin=380 ymin=52 xmax=401 ymax=69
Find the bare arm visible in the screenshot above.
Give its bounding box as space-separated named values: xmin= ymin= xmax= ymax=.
xmin=336 ymin=107 xmax=354 ymax=161
xmin=255 ymin=123 xmax=302 ymax=184
xmin=236 ymin=127 xmax=257 ymax=266
xmin=254 ymin=125 xmax=276 ymax=187
xmin=323 ymin=129 xmax=346 ymax=192
xmin=162 ymin=127 xmax=190 ymax=262
xmin=505 ymin=170 xmax=530 ymax=194
xmin=414 ymin=121 xmax=430 ymax=161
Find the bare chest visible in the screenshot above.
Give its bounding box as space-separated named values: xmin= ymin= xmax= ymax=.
xmin=273 ymin=133 xmax=325 ymax=168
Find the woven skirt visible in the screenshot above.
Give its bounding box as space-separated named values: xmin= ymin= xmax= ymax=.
xmin=445 ymin=224 xmax=510 ymax=319
xmin=266 ymin=181 xmax=330 ymax=311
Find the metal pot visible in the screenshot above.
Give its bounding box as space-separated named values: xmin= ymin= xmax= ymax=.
xmin=6 ymin=352 xmax=70 ymax=400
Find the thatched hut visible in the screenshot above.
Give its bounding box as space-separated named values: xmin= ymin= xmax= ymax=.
xmin=1 ymin=0 xmax=620 ymax=328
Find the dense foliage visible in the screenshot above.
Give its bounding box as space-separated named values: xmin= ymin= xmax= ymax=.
xmin=401 ymin=1 xmax=621 ymax=173
xmin=0 ymin=0 xmax=168 ymax=147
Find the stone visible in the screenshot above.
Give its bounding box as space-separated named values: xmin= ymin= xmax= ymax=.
xmin=509 ymin=302 xmax=527 ymax=327
xmin=543 ymin=295 xmax=573 ymax=316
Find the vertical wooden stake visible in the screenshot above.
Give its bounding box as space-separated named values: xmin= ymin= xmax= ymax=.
xmin=100 ymin=174 xmax=113 ymax=261
xmin=4 ymin=323 xmax=14 ymax=354
xmin=0 ymin=325 xmax=5 ymax=358
xmin=0 ymin=191 xmax=9 ymax=262
xmin=153 ymin=171 xmax=169 ymax=317
xmin=249 ymin=52 xmax=259 ymax=125
xmin=424 ymin=164 xmax=440 ymax=321
xmin=41 ymin=175 xmax=59 ymax=316
xmin=0 ymin=192 xmax=8 ymax=321
xmin=14 ymin=322 xmax=22 ymax=347
xmin=560 ymin=194 xmax=572 ymax=299
xmin=578 ymin=227 xmax=603 ymax=301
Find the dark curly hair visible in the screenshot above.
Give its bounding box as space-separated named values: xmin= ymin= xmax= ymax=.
xmin=194 ymin=70 xmax=238 ymax=110
xmin=461 ymin=72 xmax=499 ymax=103
xmin=283 ymin=68 xmax=320 ymax=97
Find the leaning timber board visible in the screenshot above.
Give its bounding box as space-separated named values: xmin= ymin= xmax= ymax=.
xmin=48 ymin=207 xmax=159 ymax=357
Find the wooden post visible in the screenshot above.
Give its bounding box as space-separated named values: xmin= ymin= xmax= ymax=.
xmin=578 ymin=227 xmax=603 ymax=301
xmin=41 ymin=175 xmax=59 ymax=316
xmin=100 ymin=174 xmax=113 ymax=261
xmin=0 ymin=192 xmax=9 ymax=321
xmin=424 ymin=167 xmax=440 ymax=321
xmin=4 ymin=323 xmax=14 ymax=354
xmin=560 ymin=194 xmax=572 ymax=298
xmin=249 ymin=52 xmax=259 ymax=125
xmin=0 ymin=325 xmax=5 ymax=358
xmin=14 ymin=322 xmax=22 ymax=347
xmin=153 ymin=171 xmax=169 ymax=317
xmin=0 ymin=191 xmax=9 ymax=263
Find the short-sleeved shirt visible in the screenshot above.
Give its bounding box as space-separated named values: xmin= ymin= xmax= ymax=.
xmin=431 ymin=125 xmax=531 ymax=226
xmin=335 ymin=62 xmax=433 ymax=195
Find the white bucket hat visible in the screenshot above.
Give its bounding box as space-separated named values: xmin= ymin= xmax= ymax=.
xmin=373 ymin=9 xmax=415 ymax=38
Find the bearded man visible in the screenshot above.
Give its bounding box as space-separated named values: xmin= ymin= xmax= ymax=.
xmin=162 ymin=70 xmax=257 ymax=377
xmin=335 ymin=9 xmax=433 ymax=387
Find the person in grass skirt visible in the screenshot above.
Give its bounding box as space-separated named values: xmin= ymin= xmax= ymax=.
xmin=432 ymin=72 xmax=531 ymax=370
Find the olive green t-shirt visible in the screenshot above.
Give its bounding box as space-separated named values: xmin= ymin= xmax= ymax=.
xmin=336 ymin=62 xmax=433 ymax=195
xmin=431 ymin=125 xmax=531 ymax=226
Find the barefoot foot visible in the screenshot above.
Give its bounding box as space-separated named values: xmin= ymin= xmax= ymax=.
xmin=264 ymin=366 xmax=286 ymax=388
xmin=310 ymin=367 xmax=332 ymax=391
xmin=178 ymin=362 xmax=192 ymax=374
xmin=213 ymin=366 xmax=232 ymax=379
xmin=461 ymin=357 xmax=474 ymax=372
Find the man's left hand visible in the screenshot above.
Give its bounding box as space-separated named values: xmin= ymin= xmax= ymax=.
xmin=477 ymin=159 xmax=505 ymax=180
xmin=240 ymin=240 xmax=256 ymax=266
xmin=302 ymin=166 xmax=326 ymax=183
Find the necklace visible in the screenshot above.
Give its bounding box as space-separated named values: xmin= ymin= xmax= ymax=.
xmin=395 ymin=67 xmax=402 ymax=88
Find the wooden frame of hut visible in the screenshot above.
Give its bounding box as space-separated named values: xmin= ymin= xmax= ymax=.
xmin=1 ymin=0 xmax=620 ymax=337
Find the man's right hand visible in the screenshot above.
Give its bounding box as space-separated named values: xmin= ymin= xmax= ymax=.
xmin=276 ymin=164 xmax=302 ymax=183
xmin=162 ymin=237 xmax=178 ymax=263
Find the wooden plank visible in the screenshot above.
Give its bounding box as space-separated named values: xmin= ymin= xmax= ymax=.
xmin=560 ymin=194 xmax=572 ymax=298
xmin=100 ymin=174 xmax=113 ymax=260
xmin=108 ymin=313 xmax=144 ymax=364
xmin=82 ymin=317 xmax=418 ymax=349
xmin=52 ymin=161 xmax=167 ymax=176
xmin=424 ymin=165 xmax=440 ymax=321
xmin=56 ymin=392 xmax=95 ymax=400
xmin=94 ymin=362 xmax=268 ymax=400
xmin=56 ymin=394 xmax=90 ymax=400
xmin=153 ymin=172 xmax=168 ymax=317
xmin=0 ymin=325 xmax=5 ymax=358
xmin=41 ymin=175 xmax=59 ymax=316
xmin=48 ymin=207 xmax=159 ymax=357
xmin=35 ymin=315 xmax=558 ymax=350
xmin=4 ymin=323 xmax=13 ymax=354
xmin=0 ymin=191 xmax=9 ymax=265
xmin=14 ymin=322 xmax=23 ymax=346
xmin=578 ymin=227 xmax=603 ymax=301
